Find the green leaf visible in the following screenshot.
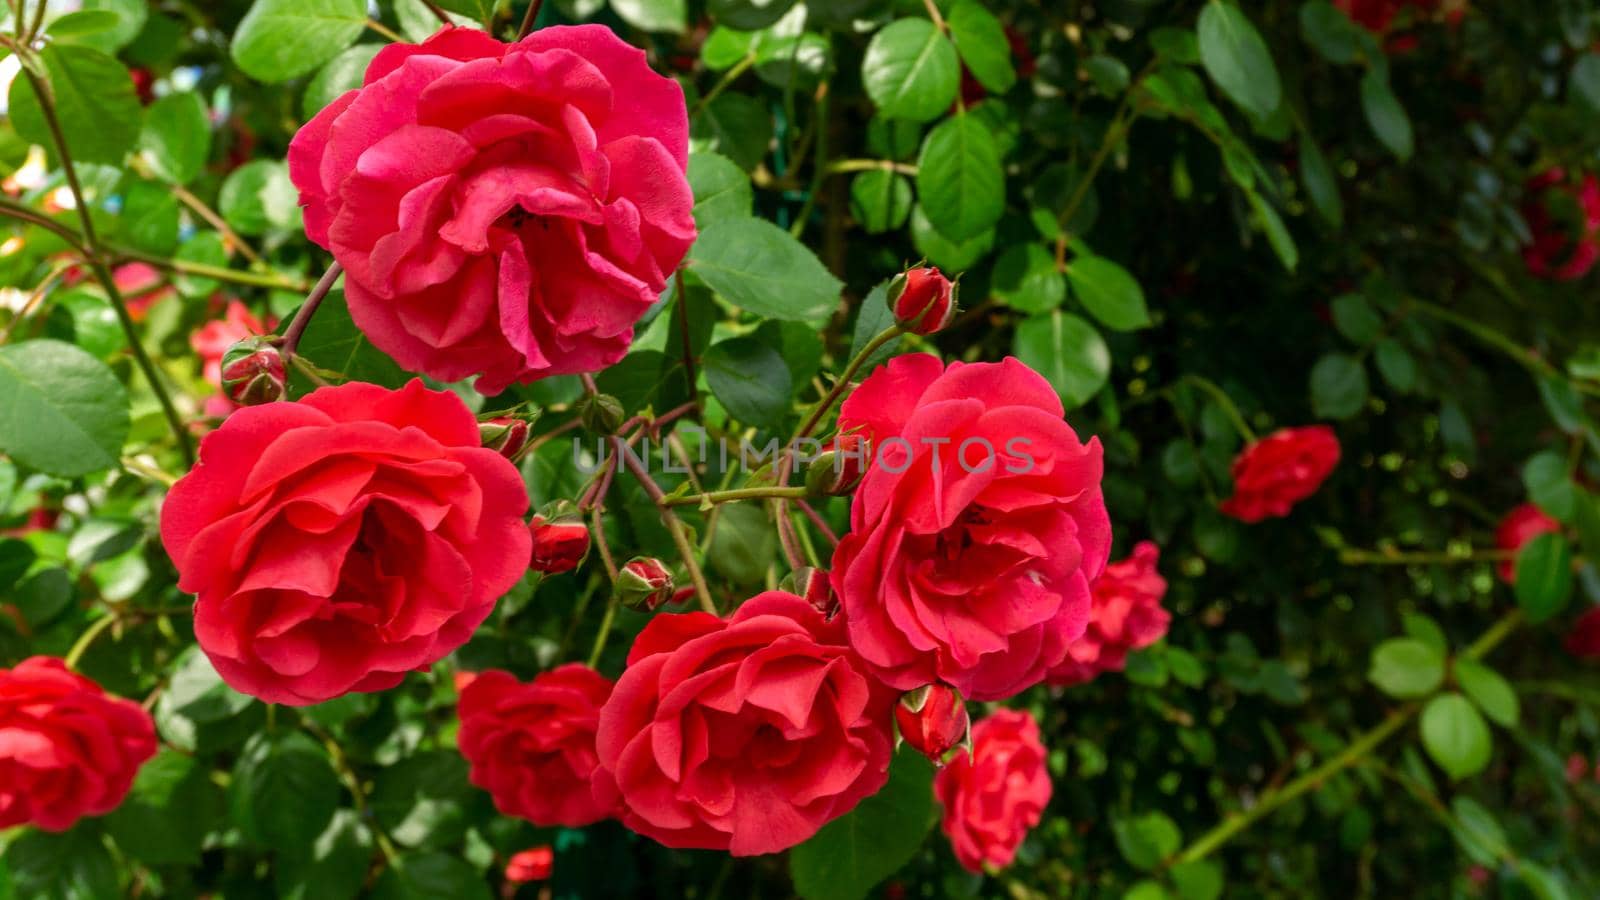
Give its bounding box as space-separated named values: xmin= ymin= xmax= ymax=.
xmin=1360 ymin=68 xmax=1413 ymax=161
xmin=1367 ymin=638 xmax=1444 ymax=699
xmin=104 ymin=750 xmax=223 ymax=866
xmin=850 ymin=279 xmax=905 ymax=372
xmin=14 ymin=568 xmax=72 ymax=627
xmin=612 ymin=0 xmax=687 ymax=33
xmin=1402 ymin=613 xmax=1447 ymax=653
xmin=153 ymin=646 xmax=256 ymax=753
xmin=707 ymin=0 xmax=796 ymax=30
xmin=862 ymin=18 xmax=961 ymax=122
xmin=288 ymin=290 xmax=411 ymax=397
xmin=371 ymin=751 xmax=476 ymax=849
xmin=71 ymin=0 xmax=147 ymax=52
xmin=1067 ymin=254 xmax=1151 ymax=331
xmin=278 ymin=810 xmax=373 ymax=900
xmin=1247 ymin=189 xmax=1298 ymax=271
xmin=9 ymin=825 xmax=118 ymax=900
xmin=1448 ymin=796 xmax=1508 ymax=865
xmin=947 ymin=1 xmax=1016 ymax=94
xmin=120 ymin=180 xmax=180 ymax=255
xmin=230 ymin=731 xmax=341 ymax=851
xmin=173 ymin=231 xmax=230 ymax=298
xmin=231 ymin=0 xmax=368 ymax=83
xmin=1330 ymin=293 xmax=1381 ymax=343
xmin=1374 ymin=339 xmax=1417 ymax=393
xmin=1197 ymin=2 xmax=1282 ymax=119
xmin=139 ymin=92 xmax=211 ymax=185
xmin=1309 ymin=352 xmax=1368 ymax=419
xmin=1112 ymin=811 xmax=1182 ymax=870
xmin=1571 ymin=53 xmax=1600 ymax=112
xmin=8 ymin=44 xmax=141 ymax=165
xmin=1170 ymin=859 xmax=1224 ymax=900
xmin=708 ymin=501 xmax=778 ymax=586
xmin=1454 ymin=659 xmax=1518 ymax=727
xmin=1012 ymin=311 xmax=1110 ymax=411
xmin=1299 ymin=135 xmax=1343 ymax=227
xmin=0 ymin=339 xmax=130 ymax=477
xmin=689 ymin=152 xmax=754 ymax=230
xmin=302 ymin=44 xmax=383 ymax=119
xmin=848 ymin=170 xmax=914 ymax=234
xmin=993 ymin=243 xmax=1066 ymax=314
xmin=45 ymin=10 xmax=122 ymax=39
xmin=1523 ymin=451 xmax=1577 ymax=521
xmin=703 ymin=338 xmax=793 ymax=426
xmin=687 ymin=217 xmax=842 ymax=322
xmin=910 ymin=204 xmax=994 ymax=271
xmin=915 ymin=114 xmax=1005 ymax=242
xmin=1420 ymin=692 xmax=1492 ymax=781
xmin=1086 ymin=55 xmax=1131 ymax=95
xmin=1514 ymin=532 xmax=1572 ymax=624
xmin=372 ymin=853 xmax=491 ymax=900
xmin=690 ymin=92 xmax=773 ymax=172
xmin=1299 ymin=0 xmax=1365 ymax=64
xmin=219 ymin=159 xmax=301 ymax=236
xmin=790 ymin=749 xmax=937 ymax=900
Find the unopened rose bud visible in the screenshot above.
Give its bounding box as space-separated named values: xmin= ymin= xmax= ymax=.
xmin=805 ymin=432 xmax=868 ymax=497
xmin=618 ymin=557 xmax=674 ymax=611
xmin=577 ymin=392 xmax=625 ymax=435
xmin=529 ymin=512 xmax=589 ymax=574
xmin=895 ymin=683 xmax=969 ymax=764
xmin=888 ymin=266 xmax=957 ymax=335
xmin=479 ymin=417 xmax=530 ymax=460
xmin=219 ymin=337 xmax=286 ymax=406
xmin=780 ymin=567 xmax=838 ymax=618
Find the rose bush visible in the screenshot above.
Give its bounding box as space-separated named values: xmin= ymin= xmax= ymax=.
xmin=2 ymin=0 xmax=1600 ymax=897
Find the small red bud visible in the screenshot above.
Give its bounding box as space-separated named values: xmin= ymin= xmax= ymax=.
xmin=889 ymin=266 xmax=957 ymax=335
xmin=505 ymin=846 xmax=553 ymax=883
xmin=529 ymin=513 xmax=590 ymax=574
xmin=895 ymin=683 xmax=969 ymax=764
xmin=805 ymin=432 xmax=868 ymax=496
xmin=618 ymin=557 xmax=675 ymax=611
xmin=479 ymin=417 xmax=530 ymax=460
xmin=219 ymin=337 xmax=286 ymax=406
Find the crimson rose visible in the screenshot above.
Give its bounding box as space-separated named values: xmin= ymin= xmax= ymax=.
xmin=457 ymin=664 xmax=615 ymax=827
xmin=288 ymin=25 xmax=695 ymax=394
xmin=830 ymin=354 xmax=1111 ymax=701
xmin=1219 ymin=426 xmax=1340 ymax=523
xmin=160 ymin=380 xmax=531 ymax=705
xmin=933 ymin=708 xmax=1051 ymax=873
xmin=1494 ymin=502 xmax=1561 ymax=583
xmin=1049 ymin=541 xmax=1170 ymax=685
xmin=0 ymin=657 xmax=157 ymax=831
xmin=592 ymin=592 xmax=894 ymax=856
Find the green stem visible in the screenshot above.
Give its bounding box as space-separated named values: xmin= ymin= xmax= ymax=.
xmin=516 ymin=0 xmax=544 ymax=39
xmin=0 ymin=194 xmax=88 ymax=250
xmin=661 ymin=485 xmax=809 ymax=508
xmin=1410 ymin=299 xmax=1600 ymax=397
xmin=824 ymin=159 xmax=918 ymax=176
xmin=690 ymin=54 xmax=756 ymax=118
xmin=110 ymin=245 xmax=311 ymax=292
xmin=22 ymin=67 xmax=194 ymax=467
xmin=792 ymin=324 xmax=903 ymax=445
xmin=64 ymin=613 xmax=117 ymax=669
xmin=616 ymin=435 xmax=717 ymax=615
xmin=1338 ymin=547 xmax=1514 ymax=566
xmin=1179 ymin=374 xmax=1257 ymax=443
xmin=279 ymin=262 xmax=342 ymax=361
xmin=1171 ymin=608 xmax=1523 ymax=866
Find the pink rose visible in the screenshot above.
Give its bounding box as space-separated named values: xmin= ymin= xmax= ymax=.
xmin=592 ymin=592 xmax=894 ymax=856
xmin=934 ymin=708 xmax=1051 ymax=872
xmin=1049 ymin=541 xmax=1170 ymax=685
xmin=830 ymin=354 xmax=1111 ymax=701
xmin=288 ymin=25 xmax=696 ymax=394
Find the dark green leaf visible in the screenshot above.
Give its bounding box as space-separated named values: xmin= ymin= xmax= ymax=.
xmin=288 ymin=290 xmax=411 ymax=397
xmin=1299 ymin=135 xmax=1343 ymax=227
xmin=708 ymin=501 xmax=778 ymax=586
xmin=8 ymin=44 xmax=141 ymax=165
xmin=790 ymin=749 xmax=937 ymax=900
xmin=219 ymin=159 xmax=301 ymax=236
xmin=703 ymin=337 xmax=793 ymax=426
xmin=0 ymin=339 xmax=130 ymax=477
xmin=848 ymin=170 xmax=914 ymax=234
xmin=1360 ymin=68 xmax=1413 ymax=161
xmin=993 ymin=243 xmax=1065 ymax=314
xmin=1197 ymin=3 xmax=1282 ymax=119
xmin=915 ymin=114 xmax=1005 ymax=242
xmin=1112 ymin=811 xmax=1182 ymax=870
xmin=139 ymin=92 xmax=211 ymax=185
xmin=688 ymin=217 xmax=842 ymax=323
xmin=689 ymin=152 xmax=754 ymax=229
xmin=1309 ymin=352 xmax=1367 ymax=419
xmin=707 ymin=0 xmax=796 ymax=30
xmin=862 ymin=18 xmax=961 ymax=122
xmin=947 ymin=1 xmax=1016 ymax=94
xmin=1067 ymin=254 xmax=1151 ymax=331
xmin=229 ymin=731 xmax=341 ymax=850
xmin=371 ymin=751 xmax=476 ymax=850
xmin=690 ymin=92 xmax=773 ymax=171
xmin=1012 ymin=311 xmax=1110 ymax=411
xmin=1514 ymin=532 xmax=1572 ymax=623
xmin=371 ymin=853 xmax=491 ymax=900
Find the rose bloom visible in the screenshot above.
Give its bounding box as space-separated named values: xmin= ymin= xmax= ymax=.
xmin=457 ymin=664 xmax=615 ymax=827
xmin=1048 ymin=541 xmax=1170 ymax=685
xmin=160 ymin=379 xmax=531 ymax=705
xmin=830 ymin=354 xmax=1111 ymax=701
xmin=0 ymin=657 xmax=158 ymax=831
xmin=505 ymin=845 xmax=554 ymax=883
xmin=934 ymin=708 xmax=1051 ymax=873
xmin=1522 ymin=169 xmax=1600 ymax=281
xmin=288 ymin=25 xmax=696 ymax=395
xmin=1566 ymin=607 xmax=1600 ymax=659
xmin=191 ymin=299 xmax=271 ymax=417
xmin=1493 ymin=502 xmax=1561 ymax=583
xmin=1218 ymin=426 xmax=1340 ymax=523
xmin=1334 ymin=0 xmax=1437 ymax=33
xmin=592 ymin=591 xmax=894 ymax=856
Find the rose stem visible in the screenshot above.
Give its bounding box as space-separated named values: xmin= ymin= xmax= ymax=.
xmin=279 ymin=261 xmax=343 ymax=362
xmin=517 ymin=0 xmax=545 ymax=40
xmin=19 ymin=66 xmax=195 ymax=467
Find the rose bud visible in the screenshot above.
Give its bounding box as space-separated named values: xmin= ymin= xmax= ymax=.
xmin=219 ymin=337 xmax=286 ymax=406
xmin=805 ymin=432 xmax=869 ymax=496
xmin=895 ymin=684 xmax=970 ymax=764
xmin=578 ymin=392 xmax=625 ymax=435
xmin=618 ymin=557 xmax=675 ymax=611
xmin=529 ymin=513 xmax=590 ymax=574
xmin=505 ymin=846 xmax=554 ymax=883
xmin=780 ymin=567 xmax=838 ymax=618
xmin=479 ymin=416 xmax=530 ymax=460
xmin=888 ymin=266 xmax=957 ymax=335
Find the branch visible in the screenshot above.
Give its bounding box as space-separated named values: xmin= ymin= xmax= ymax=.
xmin=279 ymin=262 xmax=342 ymax=361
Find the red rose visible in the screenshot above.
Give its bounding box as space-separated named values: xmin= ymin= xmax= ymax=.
xmin=933 ymin=708 xmax=1051 ymax=873
xmin=1565 ymin=607 xmax=1600 ymax=659
xmin=891 ymin=266 xmax=956 ymax=335
xmin=592 ymin=591 xmax=894 ymax=855
xmin=1218 ymin=426 xmax=1340 ymax=523
xmin=1334 ymin=0 xmax=1438 ymax=33
xmin=458 ymin=664 xmax=615 ymax=827
xmin=287 ymin=25 xmax=696 ymax=395
xmin=0 ymin=657 xmax=158 ymax=831
xmin=895 ymin=684 xmax=969 ymax=763
xmin=830 ymin=354 xmax=1111 ymax=701
xmin=112 ymin=262 xmax=174 ymax=322
xmin=1048 ymin=541 xmax=1170 ymax=685
xmin=160 ymin=379 xmax=531 ymax=705
xmin=1493 ymin=502 xmax=1561 ymax=583
xmin=1522 ymin=169 xmax=1600 ymax=281
xmin=505 ymin=845 xmax=554 ymax=883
